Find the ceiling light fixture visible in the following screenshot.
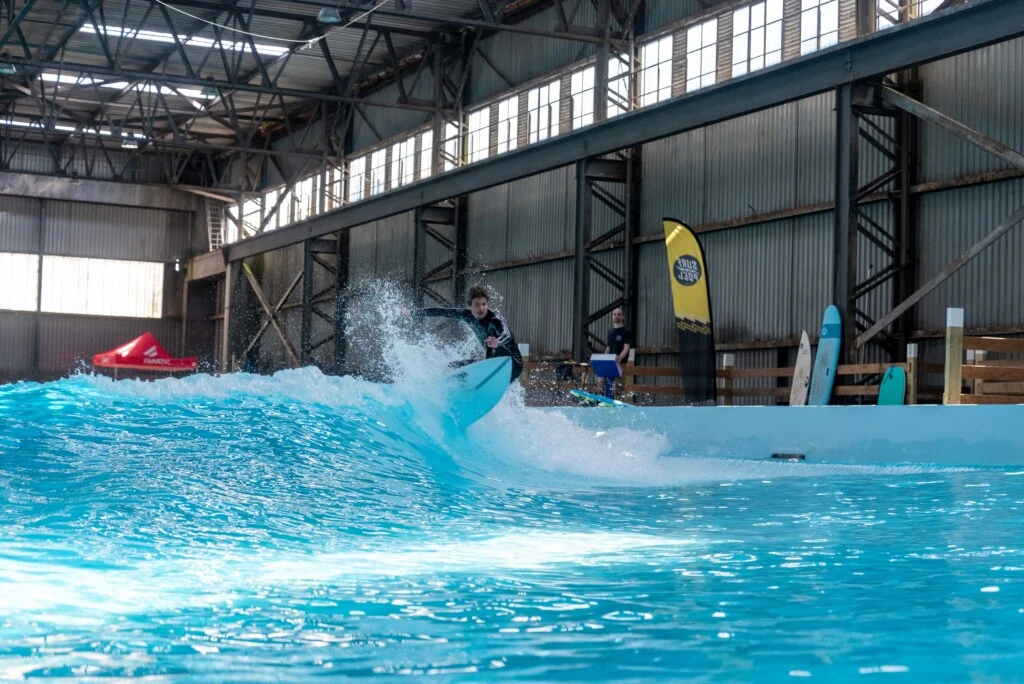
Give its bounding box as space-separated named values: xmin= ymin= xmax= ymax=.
xmin=317 ymin=7 xmax=342 ymax=24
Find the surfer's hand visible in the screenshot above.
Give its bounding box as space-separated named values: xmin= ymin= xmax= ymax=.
xmin=485 ymin=336 xmax=499 ymax=349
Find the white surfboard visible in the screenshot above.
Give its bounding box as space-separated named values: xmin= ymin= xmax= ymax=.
xmin=446 ymin=356 xmax=512 ymax=428
xmin=790 ymin=330 xmax=812 ymax=407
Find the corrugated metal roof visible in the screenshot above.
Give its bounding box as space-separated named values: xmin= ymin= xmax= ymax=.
xmin=2 ymin=0 xmax=520 ymax=153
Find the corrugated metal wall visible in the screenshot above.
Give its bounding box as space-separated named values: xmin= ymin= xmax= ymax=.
xmin=0 ymin=195 xmax=194 ymax=382
xmin=233 ymin=20 xmax=1024 ymax=403
xmin=466 ymin=166 xmax=576 ymax=265
xmin=640 ymin=93 xmax=836 ymax=232
xmin=918 ymin=38 xmax=1024 ymax=183
xmin=0 ymin=311 xmax=35 ymax=380
xmin=353 ymin=77 xmax=435 ymax=152
xmin=642 ymin=0 xmax=715 ymax=33
xmin=44 ymin=201 xmax=191 ymax=261
xmin=0 ymin=195 xmax=41 ymax=252
xmin=471 ymin=4 xmax=598 ymax=102
xmin=916 ymin=179 xmax=1024 ymax=331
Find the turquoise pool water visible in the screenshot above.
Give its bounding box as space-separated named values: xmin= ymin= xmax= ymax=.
xmin=1 ymin=362 xmax=1023 ymax=681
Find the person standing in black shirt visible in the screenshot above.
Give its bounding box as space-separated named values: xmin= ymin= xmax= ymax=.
xmin=410 ymin=285 xmax=523 ymax=383
xmin=601 ymin=306 xmax=634 ymax=397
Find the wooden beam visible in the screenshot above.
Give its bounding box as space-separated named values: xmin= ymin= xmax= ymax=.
xmin=963 ymin=336 xmax=1024 ymax=353
xmin=855 ymin=204 xmax=1024 ymax=349
xmin=880 ymin=87 xmax=1024 ymax=172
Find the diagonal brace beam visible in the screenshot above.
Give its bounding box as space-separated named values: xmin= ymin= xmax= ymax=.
xmin=880 ymin=87 xmax=1024 ymax=171
xmin=855 ymin=203 xmax=1024 ymax=348
xmin=242 ymin=263 xmax=302 ymax=367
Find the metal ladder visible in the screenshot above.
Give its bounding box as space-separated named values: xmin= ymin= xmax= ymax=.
xmin=206 ymin=200 xmax=225 ymax=251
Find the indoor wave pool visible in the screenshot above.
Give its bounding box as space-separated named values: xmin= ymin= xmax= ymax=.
xmin=1 ymin=360 xmax=1023 ymax=682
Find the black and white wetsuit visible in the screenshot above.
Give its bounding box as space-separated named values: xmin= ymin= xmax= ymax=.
xmin=413 ymin=307 xmax=524 ymax=383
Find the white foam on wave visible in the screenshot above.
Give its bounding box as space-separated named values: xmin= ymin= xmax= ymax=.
xmin=0 ymin=530 xmax=693 ymax=618
xmin=462 ymin=391 xmax=970 ymax=487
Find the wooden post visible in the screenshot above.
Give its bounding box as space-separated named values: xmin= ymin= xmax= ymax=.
xmin=906 ymin=343 xmax=918 ymax=405
xmin=624 ymin=348 xmax=635 ymax=397
xmin=975 ymin=349 xmax=986 ymax=396
xmin=722 ymin=353 xmax=735 ymax=406
xmin=943 ymin=307 xmax=964 ymax=405
xmin=518 ymin=343 xmax=530 ymax=387
xmin=966 ymin=349 xmax=976 ymax=395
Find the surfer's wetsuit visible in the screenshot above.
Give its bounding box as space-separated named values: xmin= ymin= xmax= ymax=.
xmin=413 ymin=307 xmax=524 ymax=383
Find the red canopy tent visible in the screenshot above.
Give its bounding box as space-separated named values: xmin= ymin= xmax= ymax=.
xmin=92 ymin=332 xmax=198 ymax=377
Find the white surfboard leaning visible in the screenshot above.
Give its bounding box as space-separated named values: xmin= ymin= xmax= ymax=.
xmin=790 ymin=330 xmax=812 ymax=406
xmin=445 ymin=356 xmax=512 ymax=428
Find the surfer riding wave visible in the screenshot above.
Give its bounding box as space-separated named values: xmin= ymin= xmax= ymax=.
xmin=407 ymin=285 xmax=524 ymax=384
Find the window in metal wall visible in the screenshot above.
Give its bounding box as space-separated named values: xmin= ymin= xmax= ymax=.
xmin=242 ymin=197 xmax=262 ymax=234
xmin=607 ymin=55 xmax=630 ymax=118
xmin=571 ymin=67 xmax=595 ymax=129
xmin=878 ymin=0 xmax=944 ymax=29
xmin=686 ymin=20 xmax=718 ymax=92
xmin=391 ymin=136 xmax=415 ymax=187
xmin=277 ymin=188 xmax=294 ymax=227
xmin=263 ymin=188 xmax=280 ymax=232
xmin=0 ymin=252 xmax=38 ymax=312
xmin=326 ymin=166 xmax=344 ymax=210
xmin=467 ymin=108 xmax=490 ymax=163
xmin=800 ymin=0 xmax=838 ymax=55
xmin=225 ymin=204 xmax=240 ymax=244
xmin=420 ymin=130 xmax=434 ymax=179
xmin=41 ymin=256 xmax=163 ymax=318
xmin=348 ymin=156 xmax=366 ymax=202
xmin=527 ymin=80 xmax=560 ymax=143
xmin=733 ymin=0 xmax=783 ymax=76
xmin=443 ymin=122 xmax=461 ymax=171
xmin=293 ymin=175 xmax=318 ymax=223
xmin=370 ymin=148 xmax=387 ymax=195
xmin=496 ymin=95 xmax=518 ymax=154
xmin=640 ymin=35 xmax=673 ymax=106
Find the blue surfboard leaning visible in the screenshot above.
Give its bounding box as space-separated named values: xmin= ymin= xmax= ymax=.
xmin=446 ymin=356 xmax=512 ymax=428
xmin=808 ymin=305 xmax=842 ymax=406
xmin=569 ymin=388 xmax=632 ymax=408
xmin=878 ymin=366 xmax=907 ymax=406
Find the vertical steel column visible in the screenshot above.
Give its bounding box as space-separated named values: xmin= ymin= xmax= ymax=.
xmin=431 ymin=36 xmax=445 ymax=178
xmin=33 ymin=199 xmax=44 ymax=381
xmin=572 ymin=158 xmax=593 ymax=361
xmin=219 ymin=261 xmax=235 ymax=373
xmin=892 ymin=71 xmax=919 ymax=355
xmin=412 ymin=206 xmax=427 ymax=306
xmin=453 ymin=198 xmax=468 ymax=304
xmin=300 ymin=241 xmax=314 ymax=365
xmin=624 ymin=146 xmax=641 ymax=336
xmin=333 ymin=229 xmax=350 ymax=373
xmin=834 ymin=82 xmax=860 ymax=363
xmin=593 ymin=0 xmax=610 ymax=125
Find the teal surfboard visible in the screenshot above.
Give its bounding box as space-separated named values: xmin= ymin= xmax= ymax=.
xmin=878 ymin=366 xmax=906 ymax=406
xmin=569 ymin=389 xmax=631 ymax=408
xmin=446 ymin=357 xmax=511 ymax=428
xmin=808 ymin=305 xmax=842 ymax=406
